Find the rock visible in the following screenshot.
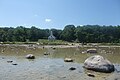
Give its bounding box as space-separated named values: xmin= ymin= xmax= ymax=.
xmin=69 ymin=67 xmax=76 ymax=70
xmin=7 ymin=60 xmax=13 ymax=63
xmin=12 ymin=63 xmax=18 ymax=65
xmin=64 ymin=58 xmax=73 ymax=62
xmin=87 ymin=73 xmax=95 ymax=77
xmin=84 ymin=55 xmax=115 ymax=73
xmin=26 ymin=54 xmax=35 ymax=59
xmin=36 ymin=42 xmax=40 ymax=45
xmin=44 ymin=52 xmax=50 ymax=55
xmin=52 ymin=47 xmax=56 ymax=49
xmin=71 ymin=43 xmax=74 ymax=45
xmin=2 ymin=57 xmax=5 ymax=59
xmin=87 ymin=49 xmax=97 ymax=53
xmin=82 ymin=51 xmax=86 ymax=54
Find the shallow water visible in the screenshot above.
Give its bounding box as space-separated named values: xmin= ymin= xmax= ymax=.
xmin=0 ymin=45 xmax=120 ymax=80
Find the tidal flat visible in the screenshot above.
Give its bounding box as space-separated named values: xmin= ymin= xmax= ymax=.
xmin=0 ymin=44 xmax=120 ymax=80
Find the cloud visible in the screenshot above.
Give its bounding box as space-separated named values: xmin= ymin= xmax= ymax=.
xmin=45 ymin=19 xmax=51 ymax=22
xmin=80 ymin=25 xmax=83 ymax=26
xmin=34 ymin=14 xmax=38 ymax=17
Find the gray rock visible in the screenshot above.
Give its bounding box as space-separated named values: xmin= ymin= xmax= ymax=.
xmin=87 ymin=73 xmax=95 ymax=77
xmin=26 ymin=54 xmax=35 ymax=59
xmin=69 ymin=67 xmax=76 ymax=70
xmin=7 ymin=60 xmax=13 ymax=63
xmin=64 ymin=58 xmax=73 ymax=62
xmin=84 ymin=55 xmax=115 ymax=73
xmin=12 ymin=63 xmax=18 ymax=65
xmin=44 ymin=52 xmax=50 ymax=55
xmin=87 ymin=49 xmax=97 ymax=53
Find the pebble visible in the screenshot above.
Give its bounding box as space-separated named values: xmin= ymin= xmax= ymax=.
xmin=87 ymin=73 xmax=95 ymax=77
xmin=69 ymin=67 xmax=76 ymax=70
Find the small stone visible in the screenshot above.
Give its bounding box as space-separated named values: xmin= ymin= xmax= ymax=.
xmin=87 ymin=49 xmax=97 ymax=53
xmin=44 ymin=52 xmax=50 ymax=55
xmin=69 ymin=67 xmax=76 ymax=70
xmin=2 ymin=57 xmax=5 ymax=59
xmin=52 ymin=47 xmax=56 ymax=49
xmin=12 ymin=63 xmax=18 ymax=65
xmin=64 ymin=58 xmax=73 ymax=62
xmin=26 ymin=54 xmax=35 ymax=59
xmin=87 ymin=73 xmax=95 ymax=77
xmin=7 ymin=60 xmax=13 ymax=63
xmin=62 ymin=76 xmax=66 ymax=78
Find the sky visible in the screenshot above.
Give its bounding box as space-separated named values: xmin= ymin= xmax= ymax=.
xmin=0 ymin=0 xmax=120 ymax=29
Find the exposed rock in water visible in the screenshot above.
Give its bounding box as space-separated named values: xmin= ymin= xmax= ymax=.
xmin=12 ymin=63 xmax=18 ymax=65
xmin=87 ymin=49 xmax=97 ymax=53
xmin=69 ymin=67 xmax=76 ymax=70
xmin=64 ymin=58 xmax=73 ymax=62
xmin=84 ymin=55 xmax=115 ymax=73
xmin=26 ymin=54 xmax=35 ymax=59
xmin=2 ymin=57 xmax=5 ymax=59
xmin=7 ymin=60 xmax=13 ymax=63
xmin=44 ymin=52 xmax=50 ymax=55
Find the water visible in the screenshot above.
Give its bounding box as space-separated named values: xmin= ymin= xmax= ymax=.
xmin=0 ymin=45 xmax=120 ymax=80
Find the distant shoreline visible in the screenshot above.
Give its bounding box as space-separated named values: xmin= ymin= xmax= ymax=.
xmin=0 ymin=43 xmax=120 ymax=48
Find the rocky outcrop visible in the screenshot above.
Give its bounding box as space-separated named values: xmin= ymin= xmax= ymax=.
xmin=26 ymin=54 xmax=35 ymax=59
xmin=84 ymin=55 xmax=115 ymax=73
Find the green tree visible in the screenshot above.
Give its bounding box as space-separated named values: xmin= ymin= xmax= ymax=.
xmin=13 ymin=26 xmax=27 ymax=42
xmin=51 ymin=29 xmax=62 ymax=39
xmin=60 ymin=25 xmax=76 ymax=42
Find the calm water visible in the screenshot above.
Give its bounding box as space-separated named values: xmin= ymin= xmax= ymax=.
xmin=0 ymin=45 xmax=120 ymax=80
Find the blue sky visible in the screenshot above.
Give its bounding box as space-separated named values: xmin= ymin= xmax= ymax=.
xmin=0 ymin=0 xmax=120 ymax=29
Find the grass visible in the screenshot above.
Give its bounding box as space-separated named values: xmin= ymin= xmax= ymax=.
xmin=38 ymin=39 xmax=68 ymax=45
xmin=1 ymin=42 xmax=37 ymax=44
xmin=0 ymin=39 xmax=69 ymax=45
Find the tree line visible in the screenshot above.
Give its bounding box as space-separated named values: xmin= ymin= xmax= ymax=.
xmin=0 ymin=25 xmax=120 ymax=43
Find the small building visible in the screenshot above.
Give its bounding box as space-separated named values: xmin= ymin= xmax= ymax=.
xmin=48 ymin=31 xmax=56 ymax=41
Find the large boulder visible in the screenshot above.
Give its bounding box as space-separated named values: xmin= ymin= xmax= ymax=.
xmin=26 ymin=54 xmax=35 ymax=59
xmin=84 ymin=55 xmax=115 ymax=73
